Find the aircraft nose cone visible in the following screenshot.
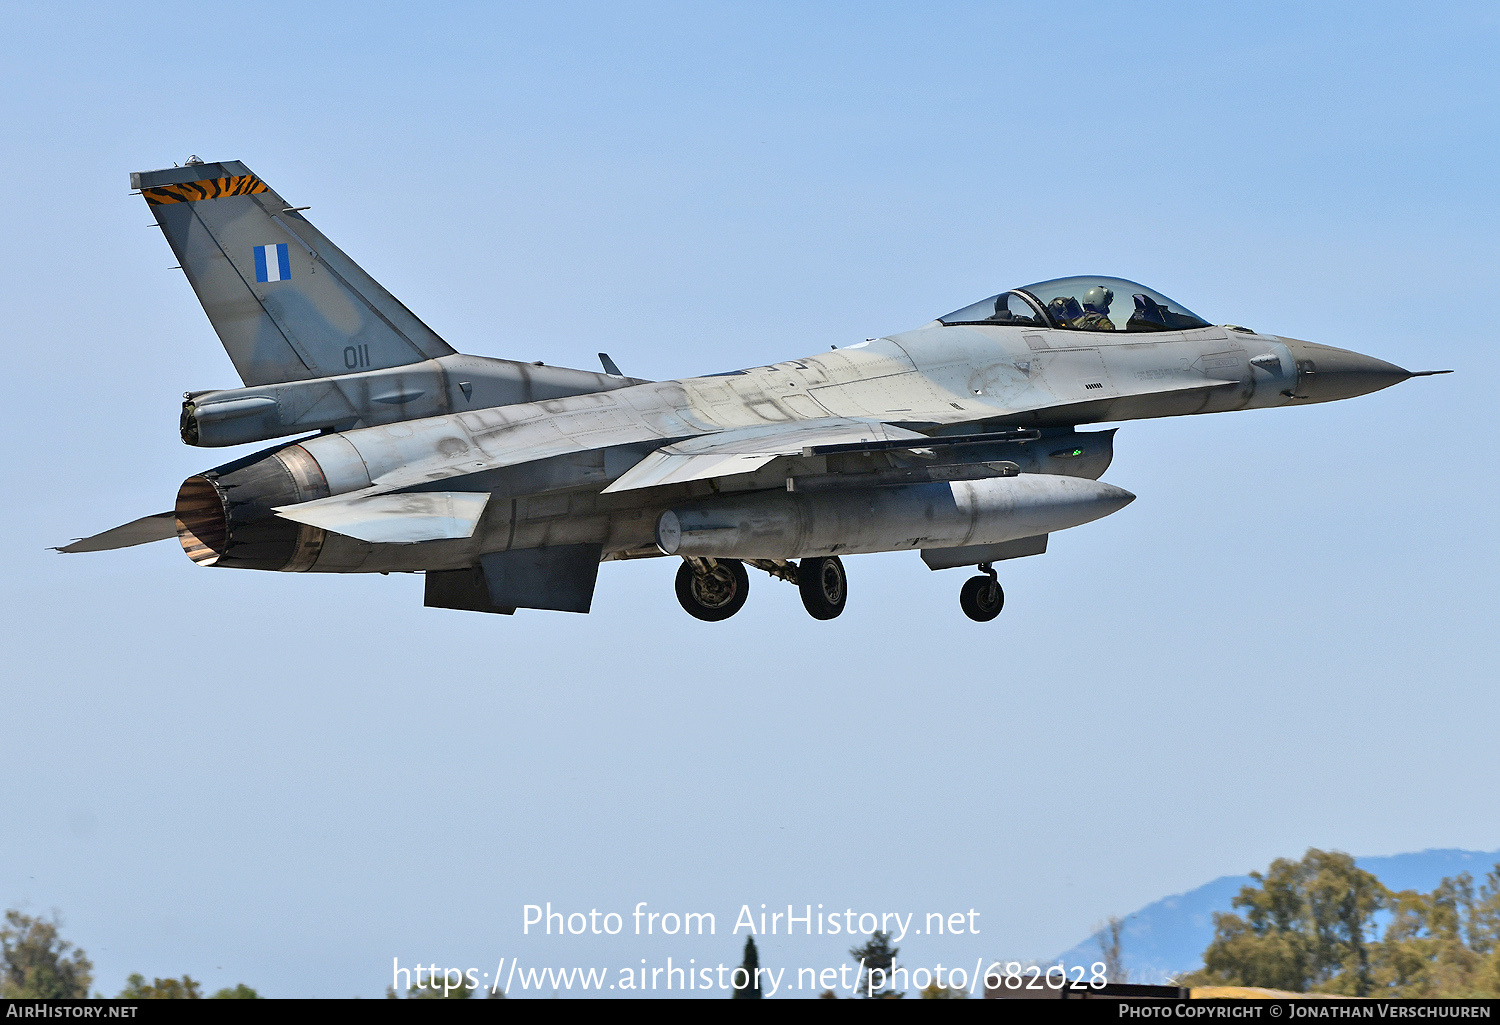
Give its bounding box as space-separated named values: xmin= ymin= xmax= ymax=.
xmin=1281 ymin=337 xmax=1412 ymax=402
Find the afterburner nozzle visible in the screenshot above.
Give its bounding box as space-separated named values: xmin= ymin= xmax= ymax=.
xmin=174 ymin=445 xmax=332 ymax=571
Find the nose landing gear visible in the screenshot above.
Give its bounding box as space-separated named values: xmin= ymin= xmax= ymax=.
xmin=959 ymin=562 xmax=1005 ymax=622
xmin=675 ymin=557 xmax=750 ymax=621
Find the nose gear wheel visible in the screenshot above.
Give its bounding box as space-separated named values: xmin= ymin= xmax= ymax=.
xmin=959 ymin=563 xmax=1004 ymax=622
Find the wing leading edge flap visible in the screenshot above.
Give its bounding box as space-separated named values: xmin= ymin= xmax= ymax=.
xmin=273 ymin=491 xmax=489 ymax=544
xmin=601 ymin=418 xmax=930 ymax=494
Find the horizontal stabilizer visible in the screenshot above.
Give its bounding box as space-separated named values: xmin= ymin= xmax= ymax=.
xmin=273 ymin=491 xmax=489 ymax=544
xmin=602 ymin=418 xmax=928 ymax=493
xmin=55 ymin=512 xmax=176 ymax=553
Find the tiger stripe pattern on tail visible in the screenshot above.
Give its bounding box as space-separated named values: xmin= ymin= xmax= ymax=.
xmin=142 ymin=174 xmax=268 ymax=206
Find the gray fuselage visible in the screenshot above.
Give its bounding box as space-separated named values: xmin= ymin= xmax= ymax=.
xmin=172 ymin=320 xmax=1396 ymax=576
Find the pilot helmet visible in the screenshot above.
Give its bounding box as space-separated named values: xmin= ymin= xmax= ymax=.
xmin=1082 ymin=285 xmax=1114 ymax=313
xmin=1048 ymin=295 xmax=1083 ymax=324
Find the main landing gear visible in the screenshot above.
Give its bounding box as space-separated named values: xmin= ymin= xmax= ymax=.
xmin=675 ymin=558 xmax=750 ymax=622
xmin=676 ymin=555 xmax=1006 ymax=622
xmin=797 ymin=556 xmax=847 ymax=621
xmin=674 ymin=556 xmax=848 ymax=622
xmin=959 ymin=562 xmax=1005 ymax=622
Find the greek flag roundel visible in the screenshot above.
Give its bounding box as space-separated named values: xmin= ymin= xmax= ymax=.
xmin=254 ymin=243 xmax=291 ymax=283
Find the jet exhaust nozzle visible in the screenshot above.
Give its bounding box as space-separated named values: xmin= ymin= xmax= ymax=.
xmin=656 ymin=475 xmax=1135 ymax=560
xmin=173 ymin=444 xmax=333 ymax=571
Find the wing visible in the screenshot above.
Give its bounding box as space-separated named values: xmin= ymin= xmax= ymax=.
xmin=276 ymin=418 xmax=931 ymax=544
xmin=346 ymin=414 xmax=926 ymax=498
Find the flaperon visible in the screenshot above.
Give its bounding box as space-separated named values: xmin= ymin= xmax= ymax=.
xmin=59 ymin=159 xmax=1449 ymax=622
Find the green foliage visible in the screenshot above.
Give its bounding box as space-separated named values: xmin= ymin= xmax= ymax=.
xmin=1181 ymin=851 xmax=1500 ymax=998
xmin=1180 ymin=849 xmax=1383 ymax=994
xmin=210 ymin=983 xmax=260 ymax=999
xmin=1369 ymin=866 xmax=1500 ymax=997
xmin=118 ymin=973 xmax=202 ymax=999
xmin=0 ymin=911 xmax=93 ymax=999
xmin=385 ymin=981 xmax=476 ymax=999
xmin=918 ymin=980 xmax=966 ymax=998
xmin=849 ymin=931 xmax=902 ymax=998
xmin=732 ymin=935 xmax=762 ymax=999
xmin=408 ymin=983 xmax=472 ymax=999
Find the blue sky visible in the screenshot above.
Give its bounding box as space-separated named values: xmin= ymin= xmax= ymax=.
xmin=2 ymin=1 xmax=1496 ymax=997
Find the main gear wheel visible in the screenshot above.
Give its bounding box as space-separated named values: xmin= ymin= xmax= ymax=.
xmin=675 ymin=559 xmax=750 ymax=621
xmin=797 ymin=556 xmax=847 ymax=620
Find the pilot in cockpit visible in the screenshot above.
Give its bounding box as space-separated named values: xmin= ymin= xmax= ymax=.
xmin=1075 ymin=285 xmax=1116 ymax=330
xmin=1047 ymin=295 xmax=1084 ymax=327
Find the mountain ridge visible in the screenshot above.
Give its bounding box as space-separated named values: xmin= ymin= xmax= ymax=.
xmin=1054 ymin=848 xmax=1500 ymax=984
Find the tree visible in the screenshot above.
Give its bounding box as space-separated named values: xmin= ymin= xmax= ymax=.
xmin=918 ymin=980 xmax=966 ymax=998
xmin=1180 ymin=849 xmax=1384 ymax=995
xmin=732 ymin=935 xmax=762 ymax=998
xmin=0 ymin=911 xmax=93 ymax=999
xmin=1369 ymin=866 xmax=1500 ymax=997
xmin=385 ymin=981 xmax=475 ymax=999
xmin=118 ymin=974 xmax=202 ymax=998
xmin=210 ymin=984 xmax=260 ymax=999
xmin=1182 ymin=852 xmax=1500 ymax=998
xmin=1472 ymin=865 xmax=1500 ymax=956
xmin=1097 ymin=915 xmax=1130 ymax=983
xmin=408 ymin=983 xmax=472 ymax=999
xmin=849 ymin=931 xmax=902 ymax=998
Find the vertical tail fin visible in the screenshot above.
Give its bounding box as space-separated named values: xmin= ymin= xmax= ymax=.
xmin=133 ymin=160 xmax=455 ymax=386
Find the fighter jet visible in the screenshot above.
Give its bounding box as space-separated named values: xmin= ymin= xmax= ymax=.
xmin=58 ymin=159 xmax=1449 ymax=622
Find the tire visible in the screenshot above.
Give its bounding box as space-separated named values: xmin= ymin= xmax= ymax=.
xmin=798 ymin=556 xmax=847 ymax=620
xmin=959 ymin=574 xmax=1004 ymax=622
xmin=675 ymin=559 xmax=750 ymax=621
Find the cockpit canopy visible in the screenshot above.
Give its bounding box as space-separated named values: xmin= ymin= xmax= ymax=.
xmin=939 ymin=276 xmax=1211 ymax=333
